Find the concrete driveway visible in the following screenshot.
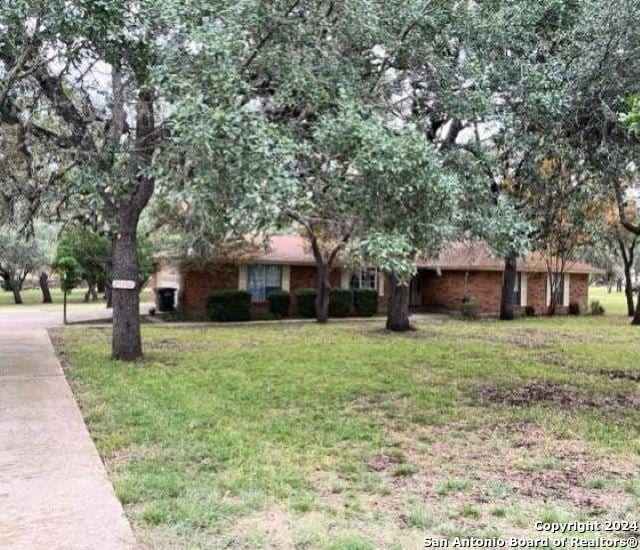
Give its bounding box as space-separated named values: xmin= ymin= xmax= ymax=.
xmin=0 ymin=303 xmax=147 ymax=549
xmin=0 ymin=301 xmax=154 ymax=331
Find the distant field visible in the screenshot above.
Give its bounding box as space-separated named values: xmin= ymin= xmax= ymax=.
xmin=0 ymin=288 xmax=153 ymax=307
xmin=589 ymin=285 xmax=633 ymax=316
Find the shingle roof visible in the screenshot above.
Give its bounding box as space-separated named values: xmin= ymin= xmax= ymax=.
xmin=416 ymin=241 xmax=602 ymax=275
xmin=240 ymin=235 xmax=603 ymax=275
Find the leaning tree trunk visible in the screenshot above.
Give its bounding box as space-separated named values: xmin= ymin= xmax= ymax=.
xmin=500 ymin=252 xmax=518 ymax=321
xmin=618 ymin=236 xmax=637 ymax=317
xmin=111 ymin=88 xmax=155 ymax=361
xmin=10 ymin=279 xmax=22 ymax=305
xmin=632 ymin=289 xmax=640 ymax=326
xmin=39 ymin=272 xmax=52 ymax=304
xmin=386 ymin=273 xmax=412 ymax=332
xmin=315 ymin=262 xmax=331 ymax=324
xmin=624 ymin=263 xmax=635 ymax=317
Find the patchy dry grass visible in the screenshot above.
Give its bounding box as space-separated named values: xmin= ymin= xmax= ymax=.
xmin=53 ymin=288 xmax=640 ymax=548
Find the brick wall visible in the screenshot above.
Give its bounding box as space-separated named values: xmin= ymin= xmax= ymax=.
xmin=180 ymin=264 xmax=238 ymax=313
xmin=527 ymin=272 xmax=548 ymax=315
xmin=416 ymin=269 xmax=589 ymax=317
xmin=180 ymin=262 xmax=591 ymax=317
xmin=181 ymin=264 xmax=343 ymax=314
xmin=569 ymin=274 xmax=589 ymax=313
xmin=420 ymin=270 xmax=503 ymax=314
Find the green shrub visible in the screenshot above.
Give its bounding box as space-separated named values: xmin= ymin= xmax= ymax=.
xmin=296 ymin=289 xmax=317 ymax=318
xmin=568 ymin=301 xmax=581 ymax=315
xmin=267 ymin=290 xmax=290 ymax=318
xmin=353 ymin=289 xmax=378 ymax=317
xmin=590 ymin=300 xmax=605 ymax=316
xmin=329 ymin=289 xmax=353 ymax=317
xmin=460 ymin=297 xmax=480 ymax=320
xmin=206 ymin=290 xmax=251 ymax=322
xmin=524 ymin=305 xmax=536 ymax=317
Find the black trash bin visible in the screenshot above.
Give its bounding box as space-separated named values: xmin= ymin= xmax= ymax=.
xmin=155 ymin=287 xmax=176 ymax=312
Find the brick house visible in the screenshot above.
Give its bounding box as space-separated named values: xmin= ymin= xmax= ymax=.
xmin=162 ymin=235 xmax=601 ymax=317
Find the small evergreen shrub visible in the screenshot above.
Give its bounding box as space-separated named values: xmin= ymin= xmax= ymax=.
xmin=206 ymin=290 xmax=251 ymax=322
xmin=329 ymin=289 xmax=353 ymax=317
xmin=296 ymin=288 xmax=317 ymax=318
xmin=460 ymin=297 xmax=480 ymax=320
xmin=524 ymin=305 xmax=536 ymax=317
xmin=590 ymin=300 xmax=605 ymax=316
xmin=568 ymin=301 xmax=581 ymax=315
xmin=267 ymin=290 xmax=290 ymax=318
xmin=353 ymin=289 xmax=378 ymax=317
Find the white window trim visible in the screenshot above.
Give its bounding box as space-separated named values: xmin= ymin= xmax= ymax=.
xmin=282 ymin=265 xmax=291 ymax=292
xmin=520 ymin=272 xmax=528 ymax=307
xmin=546 ymin=275 xmax=551 ymax=307
xmin=340 ymin=269 xmax=350 ymax=290
xmin=238 ymin=265 xmax=248 ymax=291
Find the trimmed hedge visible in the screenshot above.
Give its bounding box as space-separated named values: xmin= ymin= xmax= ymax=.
xmin=353 ymin=289 xmax=378 ymax=317
xmin=524 ymin=305 xmax=536 ymax=317
xmin=568 ymin=301 xmax=581 ymax=315
xmin=329 ymin=289 xmax=353 ymax=317
xmin=296 ymin=289 xmax=317 ymax=318
xmin=206 ymin=290 xmax=251 ymax=322
xmin=268 ymin=290 xmax=290 ymax=318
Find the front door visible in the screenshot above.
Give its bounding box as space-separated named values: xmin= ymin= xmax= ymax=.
xmin=409 ymin=274 xmax=422 ymax=307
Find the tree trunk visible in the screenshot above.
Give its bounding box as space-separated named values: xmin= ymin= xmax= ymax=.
xmin=39 ymin=272 xmax=53 ymax=304
xmin=315 ymin=262 xmax=331 ymax=324
xmin=386 ymin=273 xmax=412 ymax=332
xmin=112 ymin=222 xmax=142 ymax=360
xmin=63 ymin=290 xmax=68 ymax=325
xmin=632 ymin=289 xmax=640 ymax=326
xmin=500 ymin=252 xmax=518 ymax=321
xmin=624 ymin=264 xmax=635 ymax=317
xmin=111 ymin=88 xmax=155 ymax=361
xmin=617 ymin=235 xmax=637 ymax=317
xmin=11 ymin=279 xmax=22 ymax=304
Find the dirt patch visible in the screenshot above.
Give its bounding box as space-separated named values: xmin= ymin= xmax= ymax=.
xmin=601 ymin=370 xmax=640 ymax=383
xmin=148 ymin=338 xmax=182 ymax=351
xmin=229 ymin=506 xmax=295 ymax=548
xmin=105 ymin=444 xmax=155 ymax=467
xmin=477 ymin=381 xmax=639 ymax=411
xmin=504 ymin=333 xmax=551 ymax=349
xmin=367 ymin=452 xmax=405 ymax=472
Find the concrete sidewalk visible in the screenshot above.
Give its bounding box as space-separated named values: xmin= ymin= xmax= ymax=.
xmin=0 ymin=329 xmax=136 ymax=549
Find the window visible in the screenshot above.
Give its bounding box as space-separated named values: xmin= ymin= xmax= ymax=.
xmin=349 ymin=268 xmax=378 ymax=290
xmin=513 ymin=272 xmax=522 ymax=306
xmin=248 ymin=265 xmax=282 ymax=302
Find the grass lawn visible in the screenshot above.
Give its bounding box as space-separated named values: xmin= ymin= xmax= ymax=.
xmin=0 ymin=287 xmax=153 ymax=307
xmin=53 ymin=288 xmax=640 ymax=549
